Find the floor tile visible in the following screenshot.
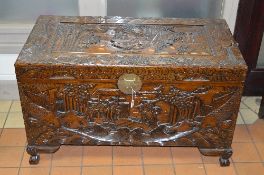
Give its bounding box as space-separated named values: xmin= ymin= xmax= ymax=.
xmin=51 ymin=167 xmax=81 ymax=175
xmin=113 ymin=166 xmax=143 ymax=175
xmin=171 ymin=147 xmax=202 ymax=164
xmin=144 ymin=165 xmax=174 ymax=175
xmin=235 ymin=162 xmax=264 ymax=175
xmin=201 ymin=155 xmax=219 ymax=164
xmin=21 ymin=152 xmax=52 ymax=167
xmin=175 ymin=164 xmax=206 ymax=175
xmin=233 ymin=125 xmax=251 ymax=142
xmin=0 ymin=147 xmax=24 ymax=167
xmin=236 ymin=112 xmax=245 ymax=124
xmin=5 ymin=112 xmax=25 ymax=128
xmin=0 ymin=113 xmax=7 ymax=128
xmin=82 ymin=166 xmax=112 ymax=175
xmin=10 ymin=101 xmax=22 ymax=112
xmin=241 ymin=96 xmax=247 ymax=102
xmin=83 ymin=146 xmax=112 ymax=166
xmin=19 ymin=167 xmax=50 ymax=175
xmin=240 ymin=102 xmax=248 ymax=109
xmin=242 ymin=96 xmax=261 ymax=113
xmin=232 ymin=142 xmax=261 ymax=162
xmin=0 ymin=168 xmax=19 ymax=175
xmin=113 ymin=146 xmax=142 ymax=165
xmin=247 ymin=119 xmax=264 ymax=142
xmin=0 ymin=81 xmax=19 ymax=100
xmin=240 ymin=109 xmax=259 ymax=124
xmin=52 ymin=146 xmax=82 ymax=166
xmin=142 ymin=147 xmax=172 ymax=165
xmin=0 ymin=129 xmax=26 ymax=146
xmin=255 ymin=143 xmax=264 ymax=161
xmin=0 ymin=101 xmax=12 ymax=112
xmin=204 ymin=163 xmax=236 ymax=175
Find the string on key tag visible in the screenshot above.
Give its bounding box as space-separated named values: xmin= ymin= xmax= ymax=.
xmin=131 ymin=87 xmax=136 ymax=108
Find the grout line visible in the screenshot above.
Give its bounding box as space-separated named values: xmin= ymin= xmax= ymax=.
xmin=241 ymin=97 xmax=247 ymax=102
xmin=0 ymin=145 xmax=28 ymax=147
xmin=169 ymin=147 xmax=176 ymax=175
xmin=193 ymin=148 xmax=208 ymax=175
xmin=0 ymin=101 xmax=13 ymax=137
xmin=45 ymin=162 xmax=251 ymax=167
xmin=201 ymin=156 xmax=208 ymax=175
xmin=228 ymin=160 xmax=263 ymax=163
xmin=17 ymin=145 xmax=26 ymax=175
xmin=2 ymin=162 xmax=263 ymax=169
xmin=241 ymin=101 xmax=260 ymax=116
xmin=201 ymin=164 xmax=208 ymax=175
xmin=49 ymin=152 xmax=54 ymax=175
xmin=238 ymin=111 xmax=245 ymax=125
xmin=111 ymin=146 xmax=113 ymax=175
xmin=238 ymin=112 xmax=264 ymax=166
xmin=140 ymin=147 xmax=145 ymax=175
xmin=230 ymin=158 xmax=240 ymax=175
xmin=6 ymin=111 xmax=23 ymax=114
xmin=80 ymin=146 xmax=84 ymax=175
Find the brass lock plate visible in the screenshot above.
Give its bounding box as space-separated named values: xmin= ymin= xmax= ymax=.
xmin=117 ymin=74 xmax=142 ymax=94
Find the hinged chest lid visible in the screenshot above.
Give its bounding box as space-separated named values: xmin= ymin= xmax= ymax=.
xmin=15 ymin=16 xmax=247 ymax=82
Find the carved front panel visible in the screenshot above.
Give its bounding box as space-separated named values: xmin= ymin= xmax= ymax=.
xmin=19 ymin=81 xmax=242 ymax=148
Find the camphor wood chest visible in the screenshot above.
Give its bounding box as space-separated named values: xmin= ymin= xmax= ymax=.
xmin=15 ymin=16 xmax=247 ymax=166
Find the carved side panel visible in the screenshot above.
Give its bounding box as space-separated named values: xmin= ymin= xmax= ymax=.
xmin=18 ymin=81 xmax=242 ymax=148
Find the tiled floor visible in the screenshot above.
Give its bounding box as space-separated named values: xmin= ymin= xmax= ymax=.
xmin=0 ymin=97 xmax=264 ymax=175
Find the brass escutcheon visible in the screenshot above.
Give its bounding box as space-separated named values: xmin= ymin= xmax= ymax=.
xmin=117 ymin=74 xmax=142 ymax=94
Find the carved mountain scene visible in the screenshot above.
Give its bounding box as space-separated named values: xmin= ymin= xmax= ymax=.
xmin=21 ymin=83 xmax=240 ymax=147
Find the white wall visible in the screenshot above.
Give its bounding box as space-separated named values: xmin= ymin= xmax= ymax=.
xmin=222 ymin=0 xmax=240 ymax=34
xmin=0 ymin=0 xmax=239 ymax=80
xmin=78 ymin=0 xmax=106 ymax=16
xmin=0 ymin=54 xmax=18 ymax=80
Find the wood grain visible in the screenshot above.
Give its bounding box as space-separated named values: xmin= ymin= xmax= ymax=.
xmin=15 ymin=16 xmax=247 ymax=166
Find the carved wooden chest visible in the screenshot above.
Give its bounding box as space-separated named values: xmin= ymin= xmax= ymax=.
xmin=15 ymin=16 xmax=247 ymax=166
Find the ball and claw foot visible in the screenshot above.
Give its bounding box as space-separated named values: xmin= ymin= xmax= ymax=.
xmin=26 ymin=145 xmax=40 ymax=165
xmin=29 ymin=154 xmax=40 ymax=165
xmin=219 ymin=149 xmax=233 ymax=167
xmin=219 ymin=157 xmax=230 ymax=167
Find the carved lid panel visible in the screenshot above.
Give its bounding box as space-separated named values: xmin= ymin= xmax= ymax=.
xmin=15 ymin=16 xmax=247 ymax=82
xmin=52 ymin=23 xmax=210 ymax=56
xmin=16 ymin=16 xmax=246 ymax=68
